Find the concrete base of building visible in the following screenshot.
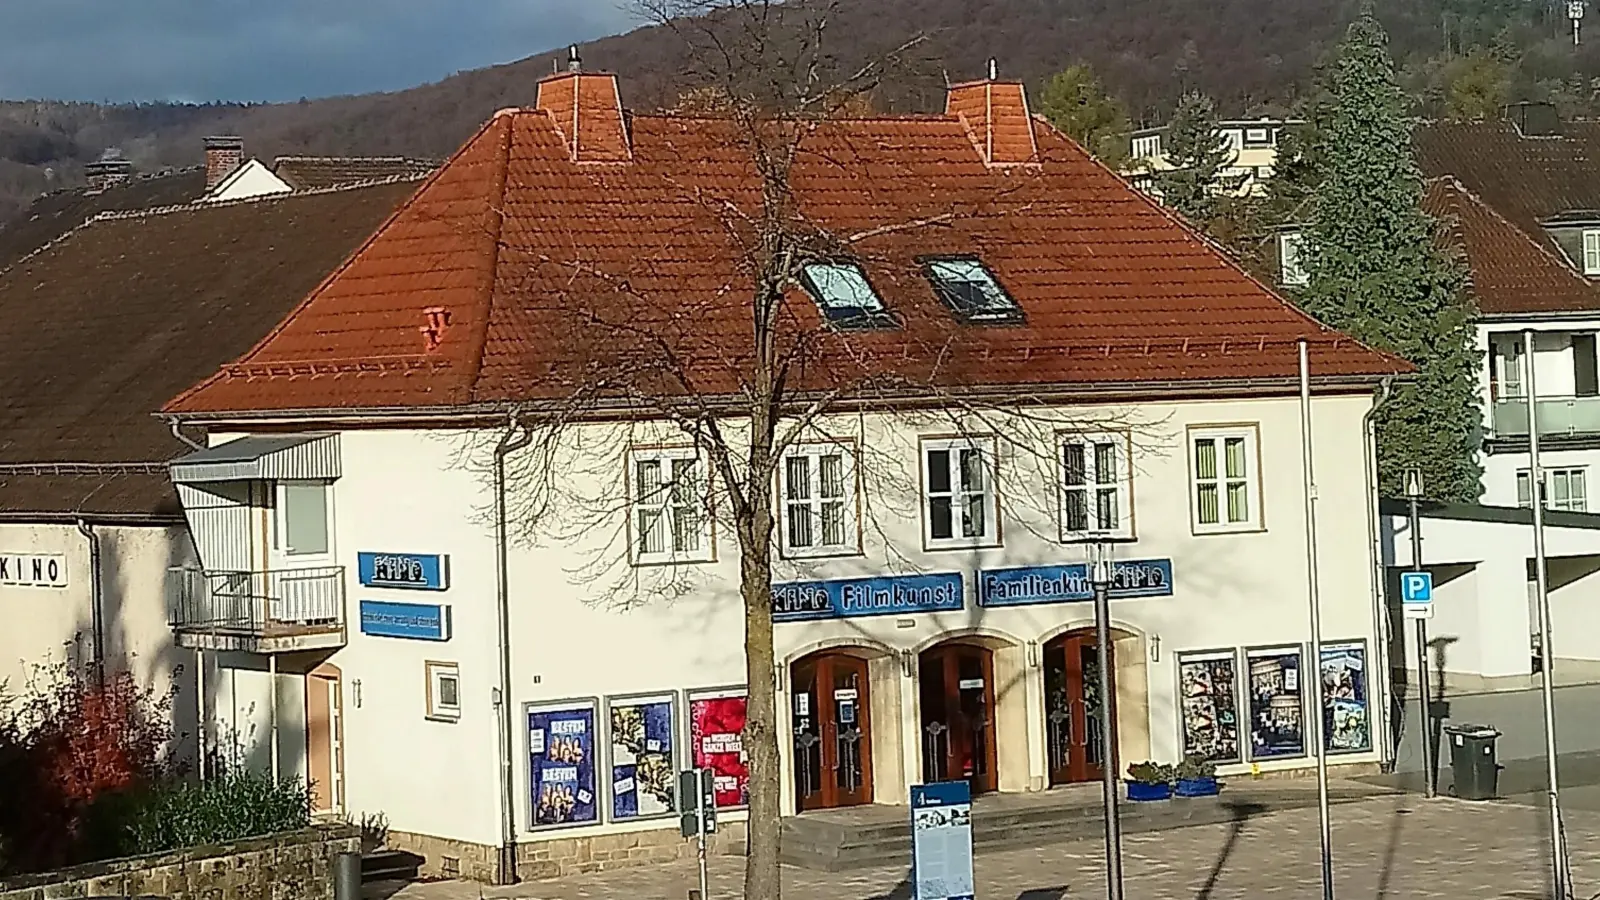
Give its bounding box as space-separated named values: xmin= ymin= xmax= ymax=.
xmin=387 ymin=822 xmax=750 ymax=885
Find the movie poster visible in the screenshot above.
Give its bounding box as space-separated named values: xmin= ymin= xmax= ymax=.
xmin=689 ymin=688 xmax=749 ymax=809
xmin=1246 ymin=648 xmax=1305 ymax=759
xmin=1320 ymin=642 xmax=1372 ymax=754
xmin=609 ymin=695 xmax=676 ymax=820
xmin=527 ymin=701 xmax=598 ymax=828
xmin=1178 ymin=651 xmax=1242 ymax=763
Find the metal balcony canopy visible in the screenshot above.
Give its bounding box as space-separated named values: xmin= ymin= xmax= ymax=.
xmin=168 ymin=434 xmax=341 ymax=483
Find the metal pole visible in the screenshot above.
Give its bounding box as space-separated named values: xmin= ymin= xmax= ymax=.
xmin=1408 ymin=492 xmax=1436 ymax=799
xmin=1299 ymin=340 xmax=1335 ymax=900
xmin=1093 ymin=569 xmax=1124 ymax=900
xmin=1523 ymin=328 xmax=1568 ymax=900
xmin=697 ymin=827 xmax=709 ymax=900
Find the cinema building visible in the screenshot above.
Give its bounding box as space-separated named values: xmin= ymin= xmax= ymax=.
xmin=158 ymin=64 xmax=1403 ymax=882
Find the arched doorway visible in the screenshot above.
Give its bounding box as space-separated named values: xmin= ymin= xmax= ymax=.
xmin=1044 ymin=630 xmax=1116 ymax=785
xmin=791 ymin=651 xmax=873 ymax=811
xmin=918 ymin=641 xmax=997 ymax=793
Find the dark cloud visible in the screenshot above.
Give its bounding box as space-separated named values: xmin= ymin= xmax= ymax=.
xmin=0 ymin=1 xmax=640 ymax=103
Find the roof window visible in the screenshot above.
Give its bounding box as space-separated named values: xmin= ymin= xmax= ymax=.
xmin=923 ymin=257 xmax=1021 ymax=322
xmin=800 ymin=262 xmax=895 ymax=328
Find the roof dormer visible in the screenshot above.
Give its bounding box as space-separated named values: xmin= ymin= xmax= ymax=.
xmin=535 ymin=46 xmax=632 ymax=163
xmin=946 ymin=61 xmax=1039 ymax=167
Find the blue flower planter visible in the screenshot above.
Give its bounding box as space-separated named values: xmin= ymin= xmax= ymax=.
xmin=1126 ymin=781 xmax=1172 ymax=802
xmin=1175 ymin=777 xmax=1221 ymax=797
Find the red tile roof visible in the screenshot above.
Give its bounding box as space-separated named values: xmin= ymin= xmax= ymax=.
xmin=1425 ymin=176 xmax=1600 ymax=316
xmin=167 ymin=77 xmax=1404 ymax=417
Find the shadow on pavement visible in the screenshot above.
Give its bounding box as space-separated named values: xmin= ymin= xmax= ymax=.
xmin=1193 ymin=801 xmax=1265 ymax=900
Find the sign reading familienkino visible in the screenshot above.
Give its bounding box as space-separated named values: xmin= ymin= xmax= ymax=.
xmin=772 ymin=572 xmax=964 ymax=622
xmin=0 ymin=553 xmax=68 ymax=589
xmin=979 ymin=559 xmax=1173 ymax=608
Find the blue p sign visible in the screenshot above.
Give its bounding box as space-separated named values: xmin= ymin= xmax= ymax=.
xmin=1401 ymin=572 xmax=1433 ymax=604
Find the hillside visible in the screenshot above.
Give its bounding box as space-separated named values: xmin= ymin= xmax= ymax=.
xmin=0 ymin=0 xmax=1594 ymax=221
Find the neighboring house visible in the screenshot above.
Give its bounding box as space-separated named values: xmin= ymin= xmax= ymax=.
xmin=0 ymin=176 xmax=427 ymax=772
xmin=160 ymin=64 xmax=1404 ymax=883
xmin=1125 ymin=117 xmax=1300 ymax=198
xmin=0 ymin=158 xmax=206 ymax=271
xmin=203 ymin=136 xmax=438 ymax=203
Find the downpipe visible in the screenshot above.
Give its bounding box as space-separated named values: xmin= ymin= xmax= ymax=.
xmin=493 ymin=412 xmax=532 ymax=885
xmin=1363 ymin=377 xmax=1398 ymax=772
xmin=75 ymin=518 xmax=105 ymax=683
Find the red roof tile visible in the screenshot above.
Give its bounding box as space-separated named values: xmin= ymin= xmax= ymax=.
xmin=1416 ymin=120 xmax=1600 ymax=240
xmin=1425 ymin=176 xmax=1600 ymax=316
xmin=167 ymin=80 xmax=1404 ymax=417
xmin=946 ymin=81 xmax=1038 ymax=165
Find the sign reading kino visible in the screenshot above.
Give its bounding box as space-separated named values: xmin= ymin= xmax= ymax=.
xmin=0 ymin=553 xmax=68 ymax=589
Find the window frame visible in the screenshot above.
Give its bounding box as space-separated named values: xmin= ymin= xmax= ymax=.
xmin=627 ymin=446 xmax=716 ymax=566
xmin=1278 ymin=232 xmax=1308 ymax=287
xmin=1518 ymin=467 xmax=1589 ymax=512
xmin=1188 ymin=425 xmax=1264 ymax=535
xmin=1584 ymin=229 xmax=1600 ymax=276
xmin=778 ymin=440 xmax=863 ymax=560
xmin=919 ymin=435 xmax=1002 ymax=551
xmin=272 ymin=479 xmax=333 ymax=560
xmin=798 ymin=260 xmax=897 ymax=330
xmin=918 ymin=255 xmax=1024 ymax=324
xmin=1057 ymin=431 xmax=1135 ymax=542
xmin=1131 ymin=134 xmax=1161 ymax=159
xmin=1242 ymin=126 xmax=1275 ymax=147
xmin=425 ymin=660 xmax=461 ymax=723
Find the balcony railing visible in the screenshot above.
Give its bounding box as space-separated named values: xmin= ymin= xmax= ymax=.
xmin=168 ymin=566 xmax=345 ymax=648
xmin=1493 ymin=396 xmax=1600 ymax=438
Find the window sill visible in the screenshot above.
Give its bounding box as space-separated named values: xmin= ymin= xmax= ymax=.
xmin=630 ymin=552 xmax=716 ymax=568
xmin=426 ymin=712 xmax=461 ymax=724
xmin=779 ymin=545 xmax=864 ymax=562
xmin=924 ymin=536 xmax=1002 ymax=553
xmin=1060 ymin=530 xmax=1136 ymax=544
xmin=1191 ymin=523 xmax=1266 ymax=536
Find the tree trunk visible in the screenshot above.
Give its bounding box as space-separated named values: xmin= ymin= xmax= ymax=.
xmin=740 ymin=505 xmax=782 ymax=900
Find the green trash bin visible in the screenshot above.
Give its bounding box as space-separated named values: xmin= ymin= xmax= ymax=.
xmin=1444 ymin=723 xmax=1501 ymax=800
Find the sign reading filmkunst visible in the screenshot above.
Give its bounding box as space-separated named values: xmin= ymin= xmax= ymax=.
xmin=772 ymin=572 xmax=964 ymax=622
xmin=978 ymin=559 xmax=1173 ymax=608
xmin=0 ymin=553 xmax=68 ymax=589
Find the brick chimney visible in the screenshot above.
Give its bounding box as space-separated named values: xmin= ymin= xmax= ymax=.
xmin=204 ymin=136 xmax=245 ymax=190
xmin=946 ymin=60 xmax=1039 ymax=166
xmin=83 ymin=155 xmax=134 ymax=193
xmin=535 ymin=46 xmax=631 ymax=163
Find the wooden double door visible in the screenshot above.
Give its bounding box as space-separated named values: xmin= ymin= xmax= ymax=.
xmin=792 ymin=652 xmax=873 ymax=811
xmin=1044 ymin=631 xmax=1117 ymax=785
xmin=918 ymin=642 xmax=998 ymax=793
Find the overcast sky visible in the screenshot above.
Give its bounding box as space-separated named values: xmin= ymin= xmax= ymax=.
xmin=0 ymin=1 xmax=639 ymax=104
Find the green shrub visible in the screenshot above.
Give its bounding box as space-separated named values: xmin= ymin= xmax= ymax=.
xmin=1175 ymin=753 xmax=1218 ymax=781
xmin=1125 ymin=761 xmax=1174 ymax=785
xmin=86 ymin=772 xmax=311 ymax=858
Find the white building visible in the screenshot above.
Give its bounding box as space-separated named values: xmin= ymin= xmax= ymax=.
xmin=159 ymin=66 xmax=1406 ymax=883
xmin=1125 ymin=117 xmax=1300 ymax=198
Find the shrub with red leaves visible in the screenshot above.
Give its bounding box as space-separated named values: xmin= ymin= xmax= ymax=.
xmin=0 ymin=664 xmax=177 ymax=875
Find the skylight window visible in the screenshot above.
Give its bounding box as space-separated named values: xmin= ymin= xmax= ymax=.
xmin=800 ymin=262 xmax=893 ymax=327
xmin=924 ymin=258 xmax=1020 ymax=322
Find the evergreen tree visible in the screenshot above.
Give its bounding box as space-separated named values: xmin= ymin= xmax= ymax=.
xmin=1037 ymin=64 xmax=1133 ymax=168
xmin=1299 ymin=6 xmax=1483 ymax=501
xmin=1153 ymin=91 xmax=1238 ymax=223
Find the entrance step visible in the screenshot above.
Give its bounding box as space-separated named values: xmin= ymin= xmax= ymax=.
xmin=361 ymin=849 xmax=423 ymax=883
xmin=780 ymin=780 xmax=1399 ymax=871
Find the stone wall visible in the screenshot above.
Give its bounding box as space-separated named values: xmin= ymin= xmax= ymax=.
xmin=0 ymin=825 xmax=359 ymax=900
xmin=388 ymin=820 xmax=749 ymax=884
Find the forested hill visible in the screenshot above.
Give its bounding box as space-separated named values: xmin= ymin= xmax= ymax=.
xmin=0 ymin=0 xmax=1594 ymax=220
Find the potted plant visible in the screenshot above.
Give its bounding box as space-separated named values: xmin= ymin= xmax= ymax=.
xmin=1125 ymin=761 xmax=1174 ymax=801
xmin=1174 ymin=753 xmax=1221 ymax=797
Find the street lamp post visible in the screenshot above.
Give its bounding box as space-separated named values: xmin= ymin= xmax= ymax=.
xmin=1088 ymin=540 xmax=1124 ymax=900
xmin=1405 ymin=470 xmax=1436 ymax=799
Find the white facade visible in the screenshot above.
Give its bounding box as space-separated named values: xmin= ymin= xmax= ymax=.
xmin=181 ymin=389 xmax=1388 ymax=855
xmin=1125 ymin=118 xmax=1295 ymax=198
xmin=205 ymin=159 xmax=293 ymax=203
xmin=1478 ymin=318 xmax=1600 ymax=507
xmin=0 ymin=522 xmax=199 ymax=747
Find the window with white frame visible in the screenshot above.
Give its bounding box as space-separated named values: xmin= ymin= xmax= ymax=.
xmin=630 ymin=448 xmax=711 ymax=564
xmin=922 ymin=437 xmax=998 ymax=547
xmin=781 ymin=444 xmax=859 ymax=556
xmin=1584 ymin=229 xmax=1600 ymax=275
xmin=1518 ymin=468 xmax=1588 ymax=512
xmin=1191 ymin=427 xmax=1261 ymax=532
xmin=274 ymin=481 xmax=330 ymax=557
xmin=1131 ymin=134 xmax=1161 ymax=159
xmin=1279 ymin=232 xmax=1308 ymax=287
xmin=426 ymin=660 xmax=461 ymax=722
xmin=1061 ymin=434 xmax=1132 ymax=538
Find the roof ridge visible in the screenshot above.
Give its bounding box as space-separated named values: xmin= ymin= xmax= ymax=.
xmin=273 ymin=154 xmax=440 ymax=164
xmin=1432 ymin=174 xmax=1600 ymax=294
xmin=82 ymin=171 xmax=431 ymax=224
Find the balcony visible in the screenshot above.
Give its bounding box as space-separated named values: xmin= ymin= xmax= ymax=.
xmin=167 ymin=566 xmax=346 ymax=653
xmin=1493 ymin=395 xmax=1600 ymax=439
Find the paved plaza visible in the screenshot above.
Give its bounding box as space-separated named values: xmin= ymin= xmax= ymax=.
xmin=374 ymin=784 xmax=1600 ymax=900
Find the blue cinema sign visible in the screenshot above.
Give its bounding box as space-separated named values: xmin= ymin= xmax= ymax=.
xmin=359 ymin=600 xmax=452 ymax=641
xmin=978 ymin=559 xmax=1174 ymax=608
xmin=357 ymin=552 xmax=450 ymax=591
xmin=772 ymin=572 xmax=965 ymax=622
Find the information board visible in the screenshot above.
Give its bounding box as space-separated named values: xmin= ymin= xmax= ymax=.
xmin=910 ymin=781 xmax=975 ymax=900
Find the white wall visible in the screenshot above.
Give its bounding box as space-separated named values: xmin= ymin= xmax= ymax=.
xmin=0 ymin=522 xmax=199 ymax=756
xmin=206 ymin=160 xmax=291 ymax=202
xmin=302 ymin=390 xmax=1384 ymax=846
